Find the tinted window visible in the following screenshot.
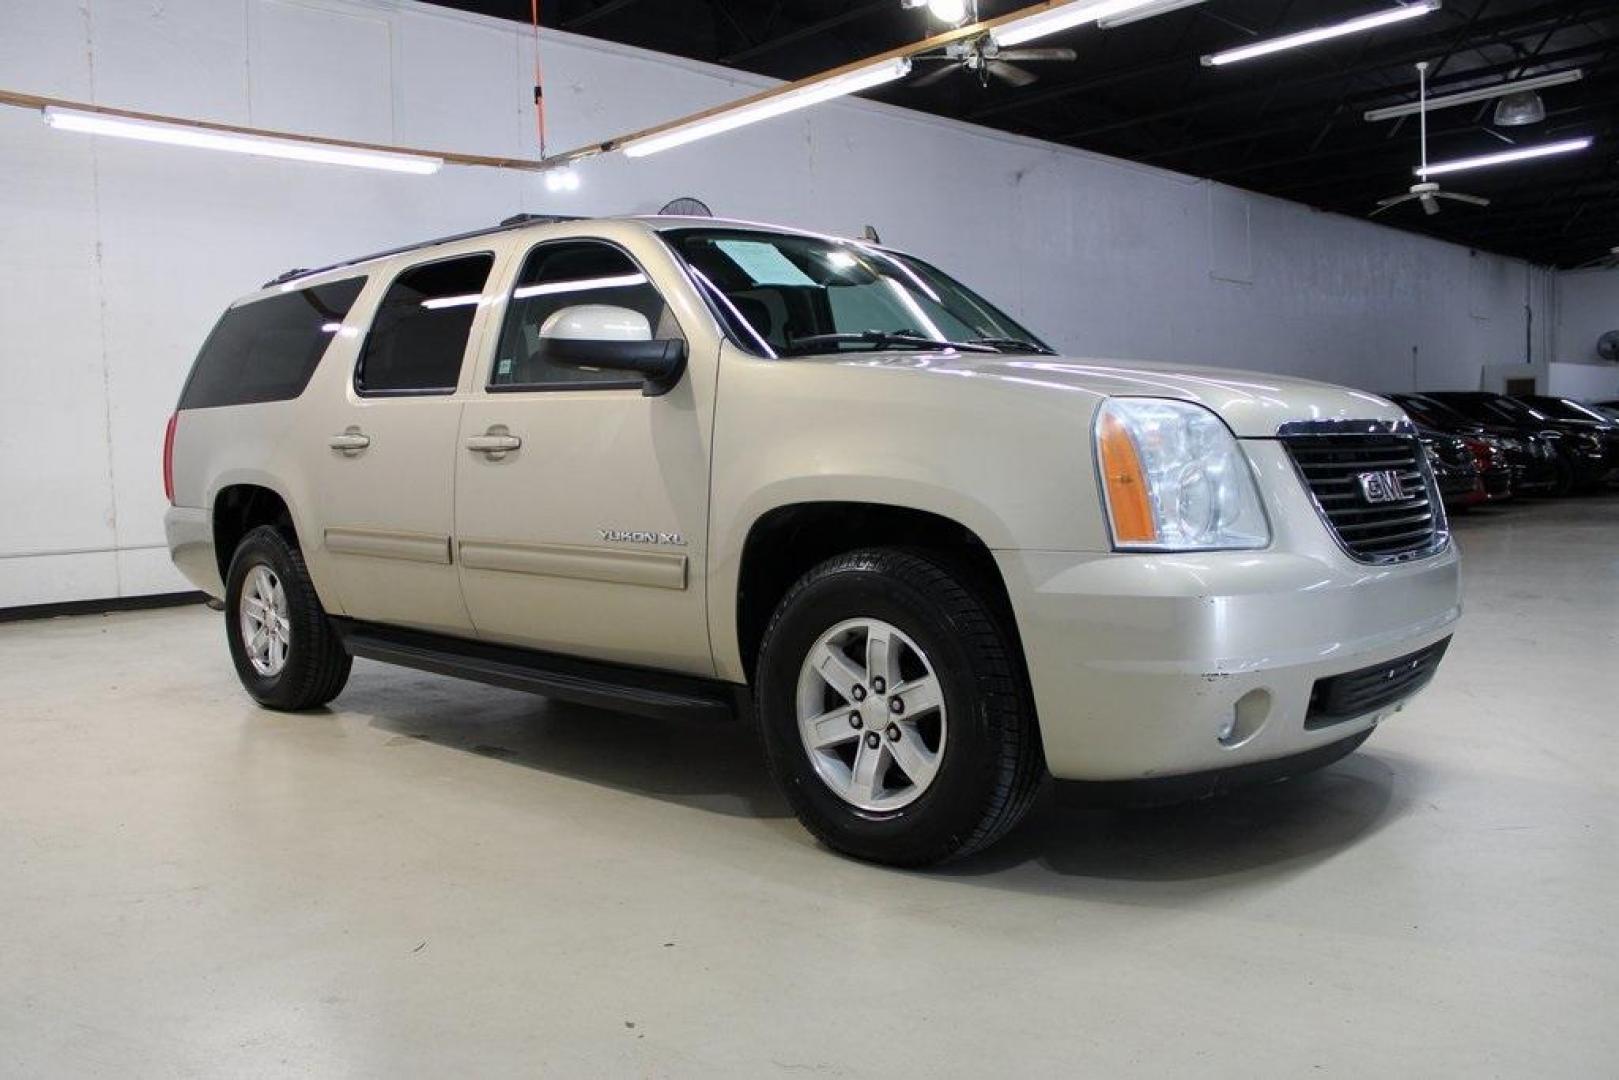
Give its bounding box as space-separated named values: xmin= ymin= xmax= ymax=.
xmin=490 ymin=242 xmax=673 ymax=389
xmin=179 ymin=278 xmax=365 ymax=409
xmin=356 ymin=253 xmax=495 ymax=394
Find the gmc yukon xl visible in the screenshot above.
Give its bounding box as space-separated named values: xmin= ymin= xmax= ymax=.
xmin=164 ymin=214 xmax=1461 ymax=865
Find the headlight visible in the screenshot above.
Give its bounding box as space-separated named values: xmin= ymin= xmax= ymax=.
xmin=1094 ymin=398 xmax=1270 ymax=551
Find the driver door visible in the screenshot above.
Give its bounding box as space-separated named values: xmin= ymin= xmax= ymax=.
xmin=453 ymin=237 xmax=715 ymax=675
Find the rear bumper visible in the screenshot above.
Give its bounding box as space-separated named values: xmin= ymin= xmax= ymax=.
xmin=995 ymin=543 xmax=1461 ymax=783
xmin=164 ymin=506 xmax=223 ymax=599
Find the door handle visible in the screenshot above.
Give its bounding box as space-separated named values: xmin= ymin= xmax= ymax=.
xmin=466 ymin=428 xmax=521 ymax=459
xmin=329 ymin=429 xmax=371 ymax=454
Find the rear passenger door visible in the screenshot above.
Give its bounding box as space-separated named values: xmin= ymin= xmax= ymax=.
xmin=303 ymin=250 xmax=499 ymax=634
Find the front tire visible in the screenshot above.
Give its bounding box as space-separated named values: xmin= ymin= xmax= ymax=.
xmin=225 ymin=525 xmax=351 ymax=711
xmin=755 ymin=549 xmax=1043 ymax=867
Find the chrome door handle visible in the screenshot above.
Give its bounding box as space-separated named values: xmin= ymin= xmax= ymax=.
xmin=329 ymin=430 xmax=371 ymax=453
xmin=466 ymin=430 xmax=521 ymax=458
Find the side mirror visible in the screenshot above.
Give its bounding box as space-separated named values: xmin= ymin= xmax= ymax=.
xmin=536 ymin=304 xmax=686 ymax=396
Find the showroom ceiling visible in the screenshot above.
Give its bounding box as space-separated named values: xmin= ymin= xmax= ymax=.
xmin=429 ymin=1 xmax=1617 ymax=268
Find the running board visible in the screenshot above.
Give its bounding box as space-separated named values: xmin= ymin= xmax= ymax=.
xmin=332 ymin=620 xmax=740 ymax=723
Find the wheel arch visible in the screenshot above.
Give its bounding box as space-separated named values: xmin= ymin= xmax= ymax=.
xmin=211 ymin=482 xmax=299 ymax=585
xmin=726 ymin=500 xmax=1025 ymax=688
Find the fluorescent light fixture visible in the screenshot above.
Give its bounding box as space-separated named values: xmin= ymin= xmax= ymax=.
xmin=1363 ymin=68 xmax=1583 ymax=122
xmin=991 ymin=0 xmax=1174 ymax=47
xmin=42 ymin=106 xmax=443 ymax=174
xmin=1419 ymin=136 xmax=1592 ymax=176
xmin=1201 ymin=0 xmax=1440 ymax=67
xmin=513 ymin=273 xmax=647 ymax=299
xmin=1097 ymin=0 xmax=1206 ymax=29
xmin=621 ymin=57 xmax=911 ymax=158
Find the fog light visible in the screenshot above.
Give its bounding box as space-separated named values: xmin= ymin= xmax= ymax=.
xmin=1218 ymin=688 xmax=1272 ymax=748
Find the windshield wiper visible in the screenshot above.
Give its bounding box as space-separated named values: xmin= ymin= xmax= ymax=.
xmin=968 ymin=336 xmax=1055 ymax=355
xmin=783 ymin=330 xmax=999 ymax=356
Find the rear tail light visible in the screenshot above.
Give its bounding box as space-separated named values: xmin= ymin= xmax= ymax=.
xmin=162 ymin=412 xmax=178 ymax=505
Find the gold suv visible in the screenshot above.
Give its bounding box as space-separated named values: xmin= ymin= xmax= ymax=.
xmin=165 ymin=215 xmax=1461 ymax=865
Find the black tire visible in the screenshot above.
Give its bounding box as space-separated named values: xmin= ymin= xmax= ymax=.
xmin=755 ymin=548 xmax=1044 ymax=867
xmin=224 ymin=525 xmax=351 ymax=711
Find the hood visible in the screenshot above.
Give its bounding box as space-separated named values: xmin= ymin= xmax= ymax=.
xmin=833 ymin=353 xmax=1404 ymax=438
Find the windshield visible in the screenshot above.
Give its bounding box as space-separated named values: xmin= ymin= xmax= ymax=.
xmin=1526 ymin=396 xmax=1612 ymax=423
xmin=1401 ymin=395 xmax=1480 ymax=429
xmin=663 ymin=228 xmax=1051 ymax=357
xmin=1441 ymin=394 xmax=1547 ymax=425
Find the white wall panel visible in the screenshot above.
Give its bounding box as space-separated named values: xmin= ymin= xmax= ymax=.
xmin=1553 ymin=268 xmax=1619 ymax=363
xmin=92 ymin=0 xmax=250 ymax=123
xmin=248 ymin=0 xmax=393 ymax=141
xmin=0 ymin=0 xmax=92 ymax=99
xmin=1546 ymin=362 xmax=1619 ymax=399
xmin=0 ymin=0 xmax=1576 ymax=605
xmin=0 ymin=114 xmax=115 ymax=560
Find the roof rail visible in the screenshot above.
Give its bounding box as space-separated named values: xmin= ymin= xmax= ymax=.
xmin=262 ymin=212 xmax=589 ymax=289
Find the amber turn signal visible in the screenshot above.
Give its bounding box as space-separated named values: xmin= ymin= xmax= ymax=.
xmin=1097 ymin=410 xmax=1158 ymax=545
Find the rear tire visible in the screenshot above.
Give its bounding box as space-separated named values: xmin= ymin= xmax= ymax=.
xmin=225 ymin=525 xmax=351 ymax=711
xmin=755 ymin=548 xmax=1043 ymax=867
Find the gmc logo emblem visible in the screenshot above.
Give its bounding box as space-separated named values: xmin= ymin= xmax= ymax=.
xmin=1357 ymin=470 xmax=1410 ymax=504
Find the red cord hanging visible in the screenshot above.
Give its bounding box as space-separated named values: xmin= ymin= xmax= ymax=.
xmin=530 ymin=0 xmax=547 ymax=156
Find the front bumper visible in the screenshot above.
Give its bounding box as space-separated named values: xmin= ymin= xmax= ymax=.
xmin=995 ymin=438 xmax=1462 ymax=782
xmin=997 ymin=545 xmax=1460 ymax=781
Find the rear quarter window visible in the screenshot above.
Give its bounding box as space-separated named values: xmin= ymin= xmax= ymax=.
xmin=179 ymin=277 xmax=366 ymax=409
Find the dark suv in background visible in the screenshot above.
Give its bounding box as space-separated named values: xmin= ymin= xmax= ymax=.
xmin=1416 ymin=391 xmax=1617 ymax=493
xmin=1388 ymin=393 xmax=1556 ymax=497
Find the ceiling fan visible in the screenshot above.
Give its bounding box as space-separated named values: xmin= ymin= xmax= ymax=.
xmin=910 ymin=37 xmax=1077 ymax=89
xmin=1372 ymin=62 xmax=1492 ymax=218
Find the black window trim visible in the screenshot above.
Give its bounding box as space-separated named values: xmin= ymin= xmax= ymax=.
xmin=483 ymin=236 xmax=684 ymax=395
xmin=353 ymin=249 xmax=497 ymax=399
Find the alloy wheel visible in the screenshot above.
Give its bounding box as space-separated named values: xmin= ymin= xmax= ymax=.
xmin=795 ymin=617 xmax=947 ymax=812
xmin=238 ymin=564 xmax=291 ymax=677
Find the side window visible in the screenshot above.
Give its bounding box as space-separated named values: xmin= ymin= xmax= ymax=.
xmin=490 ymin=241 xmax=676 ymax=390
xmin=179 ymin=277 xmax=365 ymax=409
xmin=356 ymin=253 xmax=495 ymax=395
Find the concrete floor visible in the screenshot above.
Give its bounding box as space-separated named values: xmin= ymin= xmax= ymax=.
xmin=2 ymin=498 xmax=1615 ymax=1078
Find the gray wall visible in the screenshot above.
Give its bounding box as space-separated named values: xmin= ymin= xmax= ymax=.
xmin=0 ymin=0 xmax=1557 ymax=606
xmin=1554 ymin=267 xmax=1619 ymax=364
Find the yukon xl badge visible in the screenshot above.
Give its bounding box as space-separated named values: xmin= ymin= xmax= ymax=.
xmin=1356 ymin=470 xmax=1410 ymax=504
xmin=599 ymin=529 xmax=686 ymax=546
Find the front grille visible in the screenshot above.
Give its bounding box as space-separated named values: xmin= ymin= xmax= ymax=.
xmin=1306 ymin=637 xmax=1451 ymax=729
xmin=1281 ymin=430 xmax=1446 ymax=562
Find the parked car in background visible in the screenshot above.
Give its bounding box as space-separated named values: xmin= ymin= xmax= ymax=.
xmin=1592 ymin=401 xmax=1619 ymax=422
xmin=1517 ymin=395 xmax=1619 ymax=488
xmin=1418 ymin=429 xmax=1488 ymax=509
xmin=1387 ymin=392 xmax=1558 ymax=496
xmin=1416 ymin=391 xmax=1616 ymax=492
xmin=1462 ymin=433 xmax=1513 ymax=502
